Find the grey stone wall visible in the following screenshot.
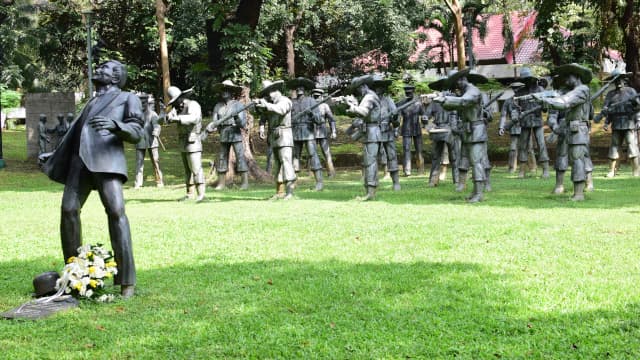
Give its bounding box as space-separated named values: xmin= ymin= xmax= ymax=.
xmin=25 ymin=93 xmax=75 ymax=159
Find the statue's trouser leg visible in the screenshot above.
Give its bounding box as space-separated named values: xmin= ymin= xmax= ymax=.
xmin=181 ymin=152 xmax=195 ymax=196
xmin=448 ymin=142 xmax=459 ymax=184
xmin=508 ymin=136 xmax=518 ymax=172
xmin=518 ymin=127 xmax=532 ymax=177
xmin=232 ymin=141 xmax=249 ymax=189
xmin=607 ymin=130 xmax=624 ymax=177
xmin=415 ymin=135 xmax=424 ymax=174
xmin=553 ymin=171 xmax=566 ymax=194
xmin=363 ymin=141 xmax=380 ymax=193
xmin=265 ymin=144 xmax=273 ymax=173
xmin=187 ymin=151 xmax=205 ymax=200
xmin=467 ymin=181 xmax=485 ymax=203
xmin=134 ymin=149 xmax=145 ymax=188
xmin=293 ymin=141 xmax=303 ymax=172
xmin=429 ymin=141 xmax=444 ymax=186
xmin=626 ymin=130 xmax=640 ymax=176
xmin=95 ymin=173 xmax=136 ymax=286
xmin=469 ymin=142 xmax=487 ymax=199
xmin=482 ymin=147 xmax=492 ymax=192
xmin=383 ymin=140 xmax=399 ymax=173
xmin=275 ymin=145 xmax=296 ymax=183
xmin=570 ymin=144 xmax=588 ymax=200
xmin=61 ymin=157 xmax=92 ymax=263
xmin=554 ymin=135 xmax=568 ymax=194
xmin=536 ymin=124 xmax=550 ymax=178
xmin=439 ymin=145 xmax=449 ymax=181
xmin=318 ymin=138 xmax=336 ymax=177
xmin=456 ymin=142 xmax=470 ymax=192
xmin=216 ymin=142 xmax=232 ymax=189
xmin=149 ymin=147 xmax=163 ymax=186
xmin=402 ymin=136 xmax=412 ymax=175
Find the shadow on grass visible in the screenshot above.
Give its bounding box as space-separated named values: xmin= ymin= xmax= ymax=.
xmin=2 ymin=258 xmax=639 ymax=358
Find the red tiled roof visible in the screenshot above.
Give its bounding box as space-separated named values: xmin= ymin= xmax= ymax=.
xmin=411 ymin=11 xmax=539 ymax=65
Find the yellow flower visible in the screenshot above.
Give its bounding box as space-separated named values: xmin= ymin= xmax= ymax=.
xmin=105 ymin=273 xmax=113 ymax=278
xmin=89 ymin=266 xmax=96 ymax=274
xmin=106 ymin=261 xmax=117 ymax=268
xmin=66 ymin=256 xmax=76 ymax=264
xmin=73 ymin=283 xmax=82 ymax=291
xmin=89 ymin=280 xmax=98 ymax=288
xmin=87 ymin=251 xmax=93 ymax=257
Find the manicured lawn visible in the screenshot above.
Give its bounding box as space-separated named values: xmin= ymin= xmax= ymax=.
xmin=1 ymin=128 xmax=639 ymax=359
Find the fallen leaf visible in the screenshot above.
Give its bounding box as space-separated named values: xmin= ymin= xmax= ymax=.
xmin=267 ymin=279 xmax=273 ymax=285
xmin=329 ymin=322 xmax=335 ymax=328
xmin=96 ymin=325 xmax=105 ymax=331
xmin=115 ymin=306 xmax=125 ymax=313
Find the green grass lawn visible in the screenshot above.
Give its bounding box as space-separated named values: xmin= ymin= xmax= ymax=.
xmin=1 ymin=128 xmax=640 ymax=359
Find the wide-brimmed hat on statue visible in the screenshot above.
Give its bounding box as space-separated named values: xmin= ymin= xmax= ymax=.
xmin=509 ymin=81 xmax=526 ymax=89
xmin=551 ymin=63 xmax=593 ymax=85
xmin=346 ymin=74 xmax=375 ymax=94
xmin=167 ymin=86 xmax=194 ymax=105
xmin=286 ymin=77 xmax=315 ymax=91
xmin=33 ymin=271 xmax=60 ymax=298
xmin=428 ymin=68 xmax=487 ymax=91
xmin=259 ymin=79 xmax=285 ymax=97
xmin=604 ymin=69 xmax=632 ymax=82
xmin=213 ymin=80 xmax=243 ymax=95
xmin=518 ymin=67 xmax=538 ymax=84
xmin=372 ymin=74 xmax=393 ymax=89
xmin=312 ymin=88 xmax=325 ymax=96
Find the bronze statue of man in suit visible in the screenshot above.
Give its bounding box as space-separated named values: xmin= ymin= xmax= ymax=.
xmin=42 ymin=60 xmax=142 ymax=298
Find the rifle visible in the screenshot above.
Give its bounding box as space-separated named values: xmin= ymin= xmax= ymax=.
xmin=513 ymin=90 xmax=558 ymax=102
xmin=484 ymin=91 xmax=504 ymax=111
xmin=394 ymin=97 xmax=421 ymax=114
xmin=292 ymin=89 xmax=341 ymax=121
xmin=590 ymin=74 xmax=621 ymax=102
xmin=201 ymin=101 xmax=258 ymax=141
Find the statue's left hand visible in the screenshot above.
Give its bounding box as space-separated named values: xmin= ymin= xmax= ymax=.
xmin=88 ymin=116 xmax=116 ymax=132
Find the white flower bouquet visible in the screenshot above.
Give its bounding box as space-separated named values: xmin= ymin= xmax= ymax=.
xmin=55 ymin=244 xmax=118 ymax=302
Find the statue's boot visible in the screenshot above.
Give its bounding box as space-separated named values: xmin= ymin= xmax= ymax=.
xmin=571 ymin=181 xmax=586 ymax=201
xmin=632 ymin=157 xmax=640 ymax=177
xmin=391 ymin=171 xmax=401 ymax=191
xmin=452 ymin=165 xmax=459 ymax=185
xmin=467 ymin=181 xmax=484 ymax=203
xmin=439 ymin=164 xmax=448 ymax=181
xmin=606 ymin=159 xmax=617 ymax=178
xmin=215 ymin=173 xmax=226 ymax=190
xmin=586 ymin=172 xmax=594 ymax=192
xmin=417 ymin=155 xmax=425 ymax=175
xmin=518 ymin=162 xmax=527 ymax=178
xmin=484 ymin=168 xmax=492 ymax=192
xmin=541 ymin=161 xmax=550 ymax=179
xmin=455 ymin=170 xmax=467 ymax=192
xmin=528 ymin=150 xmax=537 ymax=172
xmin=283 ymin=181 xmax=295 ymax=200
xmin=428 ymin=170 xmax=439 ymax=187
xmin=381 ymin=164 xmax=391 ymax=180
xmin=121 ymin=285 xmax=135 ymax=299
xmin=508 ymin=150 xmax=517 ymax=173
xmin=239 ymin=172 xmax=249 ymax=190
xmin=181 ymin=185 xmax=196 ymax=201
xmin=314 ymin=170 xmax=324 ymax=191
xmin=404 ymin=162 xmax=411 ymax=177
xmin=552 ymin=171 xmax=565 ymax=194
xmin=359 ymin=186 xmax=376 ymax=201
xmin=195 ymin=183 xmax=206 ymax=202
xmin=270 ymin=182 xmax=285 ymax=200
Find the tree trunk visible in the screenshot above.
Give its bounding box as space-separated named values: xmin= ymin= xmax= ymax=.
xmin=155 ymin=0 xmax=170 ymax=104
xmin=445 ymin=0 xmax=466 ymax=70
xmin=285 ymin=24 xmax=296 ymax=77
xmin=620 ymin=0 xmax=640 ymax=90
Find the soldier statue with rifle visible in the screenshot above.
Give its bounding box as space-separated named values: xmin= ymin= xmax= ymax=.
xmin=498 ymin=82 xmax=526 ymax=173
xmin=134 ymin=93 xmax=164 ymax=188
xmin=534 ymin=63 xmax=593 ymax=201
xmin=511 ymin=67 xmax=550 ymax=179
xmin=203 ymin=80 xmax=249 ymax=190
xmin=312 ymin=88 xmax=337 ymax=178
xmin=423 ymin=87 xmax=460 ymax=187
xmin=397 ymin=85 xmax=426 ymax=176
xmin=431 ymin=68 xmax=489 ymax=202
xmin=164 ymin=85 xmax=206 ymax=202
xmin=372 ymin=76 xmax=401 ymax=191
xmin=257 ymin=80 xmax=296 ymax=200
xmin=594 ymin=70 xmax=640 ymax=177
xmin=288 ymin=77 xmax=324 ymax=191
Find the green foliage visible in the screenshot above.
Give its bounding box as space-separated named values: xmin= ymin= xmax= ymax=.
xmin=0 ymin=86 xmax=22 ymax=108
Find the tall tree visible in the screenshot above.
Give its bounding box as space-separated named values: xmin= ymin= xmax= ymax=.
xmin=443 ymin=0 xmax=466 ymax=70
xmin=156 ymin=0 xmax=170 ymax=104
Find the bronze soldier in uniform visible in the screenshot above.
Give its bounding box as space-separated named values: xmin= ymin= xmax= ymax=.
xmin=165 ymin=86 xmax=206 ymax=202
xmin=424 ymin=94 xmax=459 ymax=187
xmin=431 ymin=69 xmax=489 ymax=202
xmin=535 ymin=64 xmax=593 ymax=201
xmin=257 ymin=80 xmax=296 ymax=199
xmin=397 ymin=85 xmax=425 ymax=176
xmin=498 ymin=82 xmax=525 ymax=173
xmin=595 ymin=70 xmax=640 ymax=177
xmin=203 ymin=80 xmax=249 ymax=190
xmin=372 ymin=77 xmax=401 ymax=191
xmin=134 ymin=93 xmax=164 ymax=188
xmin=288 ymin=77 xmax=324 ymax=191
xmin=312 ymin=88 xmax=337 ymax=178
xmin=42 ymin=60 xmax=141 ymax=298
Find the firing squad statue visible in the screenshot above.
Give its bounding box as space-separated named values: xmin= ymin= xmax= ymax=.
xmin=312 ymin=88 xmax=337 ymax=178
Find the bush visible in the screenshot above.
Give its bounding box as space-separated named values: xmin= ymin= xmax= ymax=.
xmin=1 ymin=86 xmax=22 ymax=108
